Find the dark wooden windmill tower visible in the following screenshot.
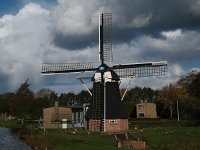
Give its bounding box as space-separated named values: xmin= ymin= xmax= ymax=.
xmin=41 ymin=13 xmax=167 ymax=132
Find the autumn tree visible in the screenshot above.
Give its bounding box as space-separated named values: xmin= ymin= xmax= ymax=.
xmin=34 ymin=88 xmax=54 ymax=99
xmin=158 ymin=83 xmax=189 ymax=120
xmin=188 ymin=72 xmax=200 ymax=98
xmin=177 ymin=70 xmax=198 ymax=86
xmin=9 ymin=80 xmax=34 ymax=119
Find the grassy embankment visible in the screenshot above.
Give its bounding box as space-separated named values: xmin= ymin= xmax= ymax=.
xmin=0 ymin=119 xmax=23 ymax=128
xmin=1 ymin=119 xmax=200 ymax=150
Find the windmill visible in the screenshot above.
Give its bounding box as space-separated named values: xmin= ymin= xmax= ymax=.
xmin=41 ymin=13 xmax=167 ymax=132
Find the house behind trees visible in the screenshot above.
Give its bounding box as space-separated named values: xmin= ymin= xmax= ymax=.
xmin=136 ymin=100 xmax=157 ymax=118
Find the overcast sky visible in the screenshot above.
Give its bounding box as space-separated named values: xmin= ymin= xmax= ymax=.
xmin=0 ymin=0 xmax=200 ymax=94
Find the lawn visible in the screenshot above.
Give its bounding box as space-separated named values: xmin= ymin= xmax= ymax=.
xmin=130 ymin=127 xmax=200 ymax=150
xmin=20 ymin=129 xmax=122 ymax=150
xmin=1 ymin=119 xmax=200 ymax=150
xmin=19 ymin=120 xmax=200 ymax=150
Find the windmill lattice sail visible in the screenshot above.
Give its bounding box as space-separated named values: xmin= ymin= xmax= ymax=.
xmin=99 ymin=13 xmax=112 ymax=63
xmin=41 ymin=62 xmax=96 ymax=74
xmin=113 ymin=61 xmax=167 ymax=78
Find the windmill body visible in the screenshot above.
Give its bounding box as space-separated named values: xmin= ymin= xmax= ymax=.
xmin=85 ymin=64 xmax=129 ymax=132
xmin=41 ymin=13 xmax=167 ymax=132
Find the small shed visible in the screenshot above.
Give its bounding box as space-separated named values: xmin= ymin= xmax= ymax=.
xmin=43 ymin=102 xmax=72 ymax=129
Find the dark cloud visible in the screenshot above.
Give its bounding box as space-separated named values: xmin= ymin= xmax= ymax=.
xmin=111 ymin=0 xmax=200 ymax=29
xmin=53 ymin=31 xmax=98 ymax=50
xmin=114 ymin=0 xmax=200 ymax=41
xmin=52 ymin=0 xmax=200 ymax=50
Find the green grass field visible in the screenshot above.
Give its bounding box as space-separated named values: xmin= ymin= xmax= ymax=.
xmin=1 ymin=120 xmax=200 ymax=150
xmin=19 ymin=127 xmax=200 ymax=150
xmin=132 ymin=127 xmax=200 ymax=150
xmin=20 ymin=129 xmax=120 ymax=150
xmin=16 ymin=120 xmax=200 ymax=150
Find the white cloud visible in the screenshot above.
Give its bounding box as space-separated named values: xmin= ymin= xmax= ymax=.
xmin=131 ymin=13 xmax=152 ymax=28
xmin=0 ymin=4 xmax=65 ymax=91
xmin=0 ymin=2 xmax=100 ymax=92
xmin=161 ymin=29 xmax=183 ymax=40
xmin=112 ymin=43 xmax=141 ymax=64
xmin=169 ymin=64 xmax=186 ymax=77
xmin=0 ymin=3 xmax=53 ymax=90
xmin=52 ymin=0 xmax=108 ymax=36
xmin=189 ymin=68 xmax=200 ymax=72
xmin=18 ymin=3 xmax=49 ymax=16
xmin=120 ymin=29 xmax=200 ymax=64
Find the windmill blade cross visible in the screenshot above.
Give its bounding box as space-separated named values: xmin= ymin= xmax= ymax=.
xmin=41 ymin=62 xmax=97 ymax=75
xmin=113 ymin=61 xmax=167 ymax=78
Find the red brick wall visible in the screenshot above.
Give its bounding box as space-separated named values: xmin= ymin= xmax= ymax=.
xmin=88 ymin=119 xmax=101 ymax=132
xmin=131 ymin=141 xmax=146 ymax=149
xmin=105 ymin=119 xmax=128 ymax=132
xmin=87 ymin=119 xmax=128 ymax=132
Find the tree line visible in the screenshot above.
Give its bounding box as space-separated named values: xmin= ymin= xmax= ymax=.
xmin=124 ymin=70 xmax=200 ymax=119
xmin=0 ymin=79 xmax=93 ymax=119
xmin=0 ymin=70 xmax=200 ymax=120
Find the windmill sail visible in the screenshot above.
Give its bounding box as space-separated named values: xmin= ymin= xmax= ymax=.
xmin=113 ymin=61 xmax=167 ymax=78
xmin=41 ymin=62 xmax=97 ymax=74
xmin=99 ymin=13 xmax=112 ymax=63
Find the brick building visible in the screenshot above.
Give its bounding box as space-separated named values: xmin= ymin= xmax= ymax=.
xmin=43 ymin=102 xmax=72 ymax=129
xmin=136 ymin=100 xmax=157 ymax=118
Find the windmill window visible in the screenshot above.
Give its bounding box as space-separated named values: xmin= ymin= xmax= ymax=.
xmin=109 ymin=120 xmax=118 ymax=124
